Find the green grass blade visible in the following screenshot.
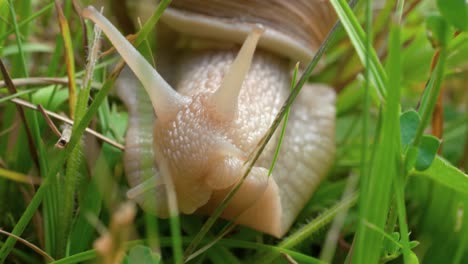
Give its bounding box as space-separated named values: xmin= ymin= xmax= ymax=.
xmin=351 ymin=7 xmax=403 ymax=264
xmin=51 ymin=238 xmax=324 ymax=264
xmin=257 ymin=194 xmax=358 ymax=263
xmin=413 ymin=47 xmax=448 ymax=147
xmin=0 ymin=2 xmax=53 ymax=42
xmin=329 ymin=0 xmax=388 ymax=101
xmin=387 ymin=10 xmax=412 ymax=263
xmin=268 ymin=62 xmax=298 ymax=176
xmin=53 ymin=2 xmax=82 ymax=257
xmin=0 ymin=61 xmax=125 ymax=263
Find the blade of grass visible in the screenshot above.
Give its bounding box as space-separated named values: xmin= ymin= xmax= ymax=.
xmin=387 ymin=2 xmax=412 ymax=262
xmin=52 ymin=2 xmax=83 ymax=258
xmin=55 ymin=1 xmax=77 ymax=118
xmin=2 ymin=42 xmax=53 ymax=56
xmin=7 ymin=0 xmax=29 ymax=78
xmin=0 ymin=77 xmax=102 ymax=89
xmin=0 ymin=2 xmax=54 ymax=41
xmin=453 ymin=195 xmax=468 ymax=264
xmin=0 ymin=240 xmax=37 ymax=264
xmin=4 ymin=97 xmax=124 ymax=150
xmin=0 ymin=229 xmax=54 ymax=262
xmin=0 ymin=88 xmax=35 ymax=104
xmin=319 ymin=171 xmax=359 ymax=262
xmin=354 ymin=0 xmax=373 ymax=260
xmin=50 ymin=238 xmax=324 ymax=264
xmin=351 ymin=5 xmax=403 ymax=262
xmin=256 ymin=194 xmax=358 ymax=263
xmin=0 ymin=60 xmax=40 ymax=167
xmin=412 ymin=47 xmax=448 ymax=148
xmin=329 ymin=0 xmax=388 ymax=101
xmin=68 ymin=178 xmax=102 ymax=255
xmin=268 ymin=62 xmax=299 ymax=176
xmin=281 ymin=194 xmax=358 ymax=247
xmin=0 ymin=167 xmax=41 ymax=184
xmin=0 ymin=1 xmax=9 ymax=55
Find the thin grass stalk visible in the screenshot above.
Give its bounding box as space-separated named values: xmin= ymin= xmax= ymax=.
xmin=268 ymin=63 xmax=298 ymax=176
xmin=388 ymin=8 xmax=412 ymax=264
xmin=55 ymin=1 xmax=77 ymax=118
xmin=389 ymin=2 xmax=412 ymax=263
xmin=350 ymin=0 xmax=403 ymax=261
xmin=329 ymin=0 xmax=388 ymax=101
xmin=255 ymin=194 xmax=358 ymax=263
xmin=50 ymin=238 xmax=324 ymax=264
xmin=413 ymin=47 xmax=448 ymax=148
xmin=53 ymin=2 xmax=83 ymax=257
xmin=353 ymin=0 xmax=373 ymax=260
xmin=319 ymin=171 xmax=359 ymax=262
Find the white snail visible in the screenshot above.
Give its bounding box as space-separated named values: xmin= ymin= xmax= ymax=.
xmin=82 ymin=0 xmax=336 ymax=238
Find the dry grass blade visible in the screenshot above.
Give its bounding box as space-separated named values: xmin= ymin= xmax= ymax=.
xmin=37 ymin=105 xmax=62 ymax=137
xmin=0 ymin=77 xmax=102 ymax=89
xmin=0 ymin=167 xmax=42 ymax=185
xmin=0 ymin=229 xmax=54 ymax=262
xmin=55 ymin=1 xmax=77 ymax=118
xmin=7 ymin=97 xmax=124 ymax=150
xmin=281 ymin=253 xmax=299 ymax=264
xmin=71 ymin=0 xmax=88 ymax=54
xmin=0 ymin=59 xmax=40 ymax=169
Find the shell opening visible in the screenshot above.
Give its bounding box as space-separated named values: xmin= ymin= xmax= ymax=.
xmin=82 ymin=6 xmax=189 ymax=120
xmin=210 ymin=25 xmax=264 ymax=120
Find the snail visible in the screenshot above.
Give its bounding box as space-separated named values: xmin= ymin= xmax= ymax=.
xmin=82 ymin=0 xmax=336 ymax=238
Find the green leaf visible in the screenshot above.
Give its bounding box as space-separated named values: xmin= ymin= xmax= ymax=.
xmin=409 ymin=241 xmax=420 ymax=249
xmin=383 ymin=232 xmax=401 ymax=255
xmin=409 ymin=251 xmax=420 ymax=264
xmin=426 ymin=14 xmax=452 ymax=48
xmin=414 ymin=156 xmax=468 ymax=195
xmin=124 ymin=245 xmax=160 ymax=264
xmin=437 ymin=0 xmax=468 ymax=31
xmin=400 ymin=110 xmax=421 ymax=147
xmin=415 ymin=135 xmax=440 ymax=171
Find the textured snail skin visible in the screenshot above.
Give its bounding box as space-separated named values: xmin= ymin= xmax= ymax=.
xmin=83 ymin=6 xmax=335 ymax=238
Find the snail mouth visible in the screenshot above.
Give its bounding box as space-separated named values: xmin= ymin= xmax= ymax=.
xmin=197 ymin=167 xmax=283 ymax=238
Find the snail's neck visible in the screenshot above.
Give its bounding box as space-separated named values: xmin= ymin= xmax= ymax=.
xmin=172 ymin=48 xmax=290 ymax=97
xmin=165 ymin=48 xmax=290 ymax=155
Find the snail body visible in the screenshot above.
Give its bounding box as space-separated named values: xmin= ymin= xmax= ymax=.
xmin=83 ymin=1 xmax=336 ymax=238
